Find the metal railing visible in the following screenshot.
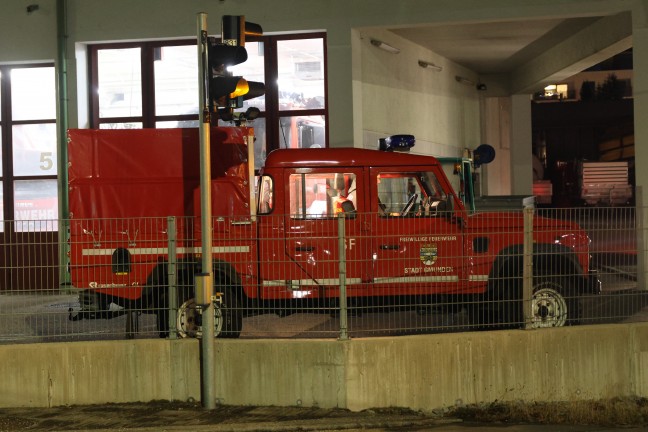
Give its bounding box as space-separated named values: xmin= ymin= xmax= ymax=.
xmin=0 ymin=206 xmax=645 ymax=343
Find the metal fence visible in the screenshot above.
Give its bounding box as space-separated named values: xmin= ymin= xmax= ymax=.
xmin=0 ymin=206 xmax=645 ymax=343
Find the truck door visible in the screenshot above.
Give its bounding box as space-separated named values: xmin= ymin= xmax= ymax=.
xmin=369 ymin=167 xmax=464 ymax=296
xmin=260 ymin=168 xmax=369 ymax=300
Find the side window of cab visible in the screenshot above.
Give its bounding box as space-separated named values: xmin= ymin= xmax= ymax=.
xmin=258 ymin=175 xmax=274 ymax=214
xmin=376 ymin=171 xmax=448 ymax=217
xmin=288 ymin=172 xmax=358 ymax=219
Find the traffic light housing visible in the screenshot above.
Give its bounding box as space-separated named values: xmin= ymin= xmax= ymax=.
xmin=208 ymin=15 xmax=265 ymax=119
xmin=222 ymin=15 xmax=262 ymax=46
xmin=208 ymin=40 xmax=249 ymax=103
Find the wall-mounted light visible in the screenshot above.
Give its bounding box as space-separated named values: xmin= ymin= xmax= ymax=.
xmin=418 ymin=60 xmax=442 ymax=72
xmin=370 ymin=39 xmax=400 ymax=54
xmin=455 ymin=76 xmax=475 ymax=86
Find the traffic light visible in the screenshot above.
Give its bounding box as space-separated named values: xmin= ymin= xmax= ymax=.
xmin=221 ymin=15 xmax=262 ymax=46
xmin=208 ymin=40 xmax=249 ymax=103
xmin=208 ymin=15 xmax=265 ymax=118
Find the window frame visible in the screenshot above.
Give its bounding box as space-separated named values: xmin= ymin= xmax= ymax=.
xmin=88 ymin=39 xmax=199 ymax=129
xmin=376 ymin=171 xmax=448 ymax=218
xmin=88 ymin=32 xmax=329 ymax=153
xmin=288 ymin=171 xmax=358 ymax=219
xmin=0 ymin=63 xmax=58 ymax=234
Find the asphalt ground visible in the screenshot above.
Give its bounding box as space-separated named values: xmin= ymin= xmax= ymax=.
xmin=0 ymin=402 xmax=646 ymax=432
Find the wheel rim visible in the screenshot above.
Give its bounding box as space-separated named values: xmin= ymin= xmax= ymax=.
xmin=530 ymin=286 xmax=568 ymax=328
xmin=176 ymin=298 xmax=224 ymax=338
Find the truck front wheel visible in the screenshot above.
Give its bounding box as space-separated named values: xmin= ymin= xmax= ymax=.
xmin=528 ymin=276 xmax=579 ymax=328
xmin=468 ymin=275 xmax=579 ymax=330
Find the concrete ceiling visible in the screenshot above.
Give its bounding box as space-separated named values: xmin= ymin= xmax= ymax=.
xmin=387 ymin=14 xmax=632 ymax=93
xmin=391 ymin=17 xmax=599 ymax=75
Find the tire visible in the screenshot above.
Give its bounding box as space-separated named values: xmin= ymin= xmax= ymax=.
xmin=466 ymin=272 xmax=518 ymax=330
xmin=528 ymin=276 xmax=580 ymax=328
xmin=176 ymin=278 xmax=242 ymax=339
xmin=154 ymin=270 xmax=193 ymax=338
xmin=466 ymin=294 xmax=508 ymax=331
xmin=467 ymin=275 xmax=579 ymax=330
xmin=155 ymin=290 xmax=171 ymax=338
xmin=215 ymin=279 xmax=243 ymax=338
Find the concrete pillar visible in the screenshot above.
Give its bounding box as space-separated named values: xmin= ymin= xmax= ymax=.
xmin=633 ymin=2 xmax=648 ymax=290
xmin=633 ymin=6 xmax=648 ymax=205
xmin=510 ymin=94 xmax=533 ymax=196
xmin=480 ymin=94 xmax=532 ymax=197
xmin=328 ymin=31 xmax=354 ymax=148
xmin=481 ymin=96 xmax=511 ymax=196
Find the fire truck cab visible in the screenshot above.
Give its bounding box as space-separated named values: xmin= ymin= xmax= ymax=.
xmin=256 ymin=144 xmax=465 ymax=301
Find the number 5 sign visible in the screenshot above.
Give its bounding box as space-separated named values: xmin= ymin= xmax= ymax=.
xmin=40 ymin=151 xmax=53 ymax=171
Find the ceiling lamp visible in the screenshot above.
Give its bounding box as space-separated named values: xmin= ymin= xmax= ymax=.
xmin=370 ymin=39 xmax=400 ymax=54
xmin=455 ymin=76 xmax=475 ymax=86
xmin=418 ymin=60 xmax=442 ymax=72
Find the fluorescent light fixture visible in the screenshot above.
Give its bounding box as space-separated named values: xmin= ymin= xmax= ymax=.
xmin=455 ymin=75 xmax=475 ymax=86
xmin=370 ymin=39 xmax=400 ymax=54
xmin=418 ymin=60 xmax=442 ymax=72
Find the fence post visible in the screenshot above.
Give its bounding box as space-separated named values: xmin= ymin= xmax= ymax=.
xmin=337 ymin=214 xmax=349 ymax=341
xmin=167 ymin=216 xmax=178 ymax=339
xmin=523 ymin=205 xmax=534 ymax=329
xmin=636 ymin=186 xmax=646 ymax=291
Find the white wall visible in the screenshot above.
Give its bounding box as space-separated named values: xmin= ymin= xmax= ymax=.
xmin=1 ymin=0 xmax=644 ymax=193
xmin=354 ymin=29 xmax=480 ymax=155
xmin=0 ymin=1 xmax=57 ymax=63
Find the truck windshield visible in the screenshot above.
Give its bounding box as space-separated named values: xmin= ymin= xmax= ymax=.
xmin=377 ymin=172 xmax=446 ymax=217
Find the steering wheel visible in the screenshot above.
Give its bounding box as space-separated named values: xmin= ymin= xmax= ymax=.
xmin=401 ymin=193 xmax=418 ymax=216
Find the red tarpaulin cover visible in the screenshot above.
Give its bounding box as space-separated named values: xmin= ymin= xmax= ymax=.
xmin=67 ymin=127 xmax=250 ymax=219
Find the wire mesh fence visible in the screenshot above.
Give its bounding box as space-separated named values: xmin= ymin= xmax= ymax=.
xmin=0 ymin=205 xmax=646 ymax=344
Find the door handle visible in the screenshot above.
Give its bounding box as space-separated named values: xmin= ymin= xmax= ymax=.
xmin=296 ymin=245 xmax=315 ymax=252
xmin=380 ymin=244 xmax=400 ymax=250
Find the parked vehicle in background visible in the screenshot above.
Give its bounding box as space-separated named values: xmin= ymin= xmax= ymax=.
xmin=579 ymin=161 xmax=632 ymax=206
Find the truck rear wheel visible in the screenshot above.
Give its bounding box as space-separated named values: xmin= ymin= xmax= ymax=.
xmin=176 ymin=288 xmax=242 ymax=339
xmin=176 ymin=298 xmax=222 ymax=338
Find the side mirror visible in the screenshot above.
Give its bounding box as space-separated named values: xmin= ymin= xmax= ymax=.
xmin=341 ymin=200 xmax=357 ymax=219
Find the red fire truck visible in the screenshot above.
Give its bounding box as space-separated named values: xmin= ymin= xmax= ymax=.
xmin=67 ymin=14 xmax=599 ymax=337
xmin=67 ymin=127 xmax=600 ymax=337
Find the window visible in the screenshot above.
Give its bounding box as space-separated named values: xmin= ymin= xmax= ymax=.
xmin=90 ymin=41 xmax=198 ymax=130
xmin=258 ymin=175 xmax=274 ymax=214
xmin=377 ymin=172 xmax=447 ymax=217
xmin=275 ymin=38 xmax=327 ymax=151
xmin=288 ymin=172 xmax=356 ymax=219
xmin=0 ymin=65 xmax=58 ymax=233
xmin=89 ymin=33 xmax=328 ymax=171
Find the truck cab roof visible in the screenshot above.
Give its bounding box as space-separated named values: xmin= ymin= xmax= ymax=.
xmin=263 ymin=148 xmax=442 ymax=169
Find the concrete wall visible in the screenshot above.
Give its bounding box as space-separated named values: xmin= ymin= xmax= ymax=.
xmin=0 ymin=339 xmax=200 ymax=407
xmin=2 ymin=323 xmax=648 ymax=410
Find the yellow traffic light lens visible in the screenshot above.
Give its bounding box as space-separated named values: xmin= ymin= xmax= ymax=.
xmin=229 ymin=79 xmax=249 ymax=98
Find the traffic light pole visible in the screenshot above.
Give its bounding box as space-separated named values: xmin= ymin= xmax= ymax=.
xmin=197 ymin=12 xmax=216 ymax=410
